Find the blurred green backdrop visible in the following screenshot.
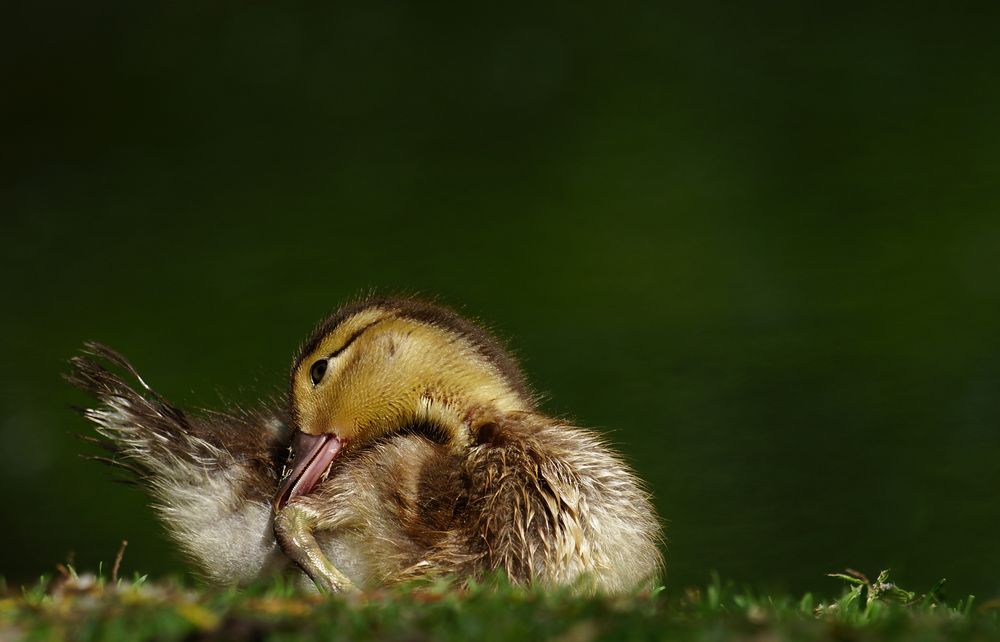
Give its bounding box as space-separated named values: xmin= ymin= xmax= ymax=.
xmin=3 ymin=3 xmax=999 ymax=597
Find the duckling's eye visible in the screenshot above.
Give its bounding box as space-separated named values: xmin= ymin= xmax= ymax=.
xmin=309 ymin=359 xmax=328 ymax=386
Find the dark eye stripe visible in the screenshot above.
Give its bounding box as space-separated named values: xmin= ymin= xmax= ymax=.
xmin=327 ymin=319 xmax=384 ymax=360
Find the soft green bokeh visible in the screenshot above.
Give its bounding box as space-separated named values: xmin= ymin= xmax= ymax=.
xmin=2 ymin=3 xmax=999 ymax=597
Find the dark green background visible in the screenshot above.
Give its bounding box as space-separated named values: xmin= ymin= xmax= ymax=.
xmin=3 ymin=3 xmax=999 ymax=597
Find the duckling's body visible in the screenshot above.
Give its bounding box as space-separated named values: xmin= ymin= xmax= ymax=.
xmin=70 ymin=297 xmax=663 ymax=594
xmin=281 ymin=414 xmax=659 ymax=593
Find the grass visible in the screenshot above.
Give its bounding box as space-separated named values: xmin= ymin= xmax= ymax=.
xmin=3 ymin=565 xmax=999 ymax=642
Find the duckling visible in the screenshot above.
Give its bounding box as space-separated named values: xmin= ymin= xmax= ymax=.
xmin=69 ymin=297 xmax=663 ymax=594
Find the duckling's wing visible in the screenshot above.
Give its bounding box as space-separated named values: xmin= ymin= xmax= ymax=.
xmin=67 ymin=342 xmax=288 ymax=499
xmin=463 ymin=420 xmax=664 ymax=593
xmin=66 ymin=342 xmax=290 ymax=584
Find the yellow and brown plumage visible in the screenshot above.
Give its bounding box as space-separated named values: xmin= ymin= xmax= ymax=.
xmin=69 ymin=297 xmax=663 ymax=594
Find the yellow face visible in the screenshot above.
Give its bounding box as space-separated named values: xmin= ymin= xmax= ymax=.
xmin=290 ymin=308 xmax=527 ymax=450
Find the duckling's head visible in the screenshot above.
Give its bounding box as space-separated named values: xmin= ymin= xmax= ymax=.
xmin=274 ymin=297 xmax=532 ymax=511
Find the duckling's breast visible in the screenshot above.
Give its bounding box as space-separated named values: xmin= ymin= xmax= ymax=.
xmin=294 ymin=433 xmax=467 ymax=589
xmin=315 ymin=531 xmax=375 ymax=587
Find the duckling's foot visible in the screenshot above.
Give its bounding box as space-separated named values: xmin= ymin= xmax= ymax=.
xmin=274 ymin=503 xmax=358 ymax=594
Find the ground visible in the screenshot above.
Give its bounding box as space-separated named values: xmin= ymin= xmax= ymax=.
xmin=3 ymin=568 xmax=998 ymax=641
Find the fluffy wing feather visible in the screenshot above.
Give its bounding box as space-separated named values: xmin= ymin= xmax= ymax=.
xmin=66 ymin=342 xmax=290 ymax=584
